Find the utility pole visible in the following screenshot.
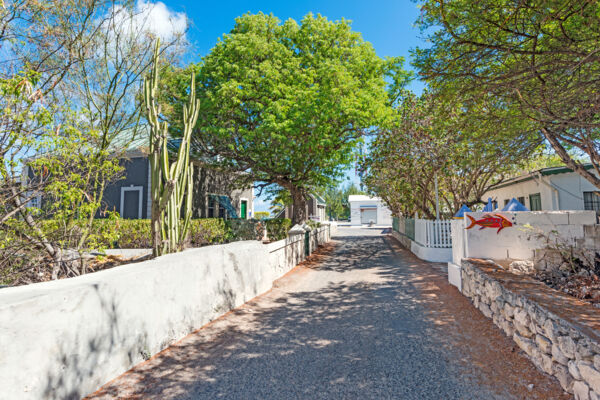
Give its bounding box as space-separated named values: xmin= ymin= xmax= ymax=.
xmin=435 ymin=175 xmax=440 ymax=220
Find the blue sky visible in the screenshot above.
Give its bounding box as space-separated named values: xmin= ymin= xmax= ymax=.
xmin=164 ymin=0 xmax=428 ymax=212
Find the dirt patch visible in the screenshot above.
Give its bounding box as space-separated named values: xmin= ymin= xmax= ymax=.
xmin=386 ymin=236 xmax=571 ymax=400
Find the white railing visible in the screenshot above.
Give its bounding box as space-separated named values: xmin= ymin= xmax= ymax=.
xmin=414 ymin=219 xmax=452 ymax=248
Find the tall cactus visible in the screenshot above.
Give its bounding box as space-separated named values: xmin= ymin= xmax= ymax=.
xmin=144 ymin=40 xmax=199 ymax=256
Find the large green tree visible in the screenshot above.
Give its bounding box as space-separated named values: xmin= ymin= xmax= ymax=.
xmin=362 ymin=90 xmax=538 ymax=218
xmin=413 ymin=0 xmax=600 ymax=189
xmin=182 ymin=13 xmax=397 ymax=224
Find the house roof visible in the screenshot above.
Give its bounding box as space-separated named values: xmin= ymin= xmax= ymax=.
xmin=489 ymin=163 xmax=594 ymax=191
xmin=348 ymin=195 xmax=379 ymax=202
xmin=312 ymin=193 xmax=327 ymax=206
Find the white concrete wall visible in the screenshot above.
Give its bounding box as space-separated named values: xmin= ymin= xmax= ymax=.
xmin=349 ymin=198 xmax=392 ymax=226
xmin=449 ymin=210 xmax=597 ymax=261
xmin=377 ymin=199 xmax=393 ymax=226
xmin=462 ymin=211 xmax=595 ymax=260
xmin=410 ymin=241 xmax=452 ymax=263
xmin=391 ymin=229 xmax=452 ymax=263
xmin=0 ymin=227 xmax=331 ymax=400
xmin=447 ymin=211 xmax=596 ymax=291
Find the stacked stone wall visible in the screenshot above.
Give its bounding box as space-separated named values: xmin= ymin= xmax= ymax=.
xmin=462 ymin=259 xmax=600 ymax=399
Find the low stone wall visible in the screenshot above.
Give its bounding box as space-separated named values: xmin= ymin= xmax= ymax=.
xmin=462 ymin=259 xmax=600 ymax=399
xmin=0 ymin=226 xmax=331 ymax=400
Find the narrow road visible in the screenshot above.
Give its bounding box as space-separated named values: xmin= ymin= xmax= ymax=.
xmin=90 ymin=226 xmax=569 ymax=399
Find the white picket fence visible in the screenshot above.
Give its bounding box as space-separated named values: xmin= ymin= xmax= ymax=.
xmin=414 ymin=219 xmax=452 ymax=248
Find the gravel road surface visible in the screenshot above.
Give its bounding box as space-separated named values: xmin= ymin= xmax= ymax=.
xmin=88 ymin=226 xmax=569 ymax=399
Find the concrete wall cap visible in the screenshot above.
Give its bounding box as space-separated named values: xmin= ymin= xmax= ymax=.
xmin=289 ymin=224 xmax=306 ymax=234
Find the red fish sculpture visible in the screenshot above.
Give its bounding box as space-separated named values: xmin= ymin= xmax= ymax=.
xmin=466 ymin=214 xmax=512 ymax=234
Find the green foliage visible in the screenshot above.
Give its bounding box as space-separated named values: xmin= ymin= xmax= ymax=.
xmin=254 ymin=211 xmax=270 ymax=220
xmin=305 ymin=220 xmax=321 ymax=229
xmin=322 ymin=183 xmax=364 ymax=220
xmin=188 ymin=219 xmax=229 ymax=246
xmin=225 ymin=219 xmax=263 ymax=241
xmin=413 ymin=0 xmax=600 ymax=189
xmin=362 ymin=90 xmax=538 ymax=218
xmin=265 ymin=218 xmax=292 ymax=241
xmin=163 ymin=12 xmax=401 ymax=224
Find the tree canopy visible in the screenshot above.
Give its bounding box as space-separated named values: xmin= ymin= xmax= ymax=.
xmin=413 ymin=0 xmax=600 ymax=189
xmin=169 ymin=12 xmax=402 ymax=224
xmin=361 ymin=90 xmax=539 ymax=218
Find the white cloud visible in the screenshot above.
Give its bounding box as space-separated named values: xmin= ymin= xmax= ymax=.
xmin=133 ymin=0 xmax=187 ymax=41
xmin=107 ymin=0 xmax=187 ymax=43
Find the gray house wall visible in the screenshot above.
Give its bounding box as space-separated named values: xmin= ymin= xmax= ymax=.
xmin=100 ymin=157 xmax=150 ymax=218
xmin=100 ymin=156 xmax=252 ymax=219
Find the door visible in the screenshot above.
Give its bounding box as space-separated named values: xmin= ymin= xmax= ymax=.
xmin=121 ymin=186 xmax=142 ymax=219
xmin=240 ymin=200 xmax=247 ymax=219
xmin=361 ymin=208 xmax=377 ymax=224
xmin=529 ymin=193 xmax=542 ymax=211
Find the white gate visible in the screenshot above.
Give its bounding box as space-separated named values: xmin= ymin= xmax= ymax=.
xmin=414 ymin=219 xmax=452 ymax=248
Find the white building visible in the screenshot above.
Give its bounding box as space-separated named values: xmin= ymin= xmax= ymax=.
xmin=348 ymin=195 xmax=393 ymax=226
xmin=482 ymin=165 xmax=600 ymax=212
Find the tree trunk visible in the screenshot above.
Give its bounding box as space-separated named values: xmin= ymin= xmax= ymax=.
xmin=289 ymin=185 xmax=308 ymax=226
xmin=542 ymin=127 xmax=600 ymax=190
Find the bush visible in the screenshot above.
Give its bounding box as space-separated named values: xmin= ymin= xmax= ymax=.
xmin=254 ymin=211 xmax=270 ymax=220
xmin=225 ymin=219 xmax=262 ymax=241
xmin=305 ymin=220 xmax=321 ymax=229
xmin=188 ymin=219 xmax=228 ymax=246
xmin=265 ymin=218 xmax=291 ymax=241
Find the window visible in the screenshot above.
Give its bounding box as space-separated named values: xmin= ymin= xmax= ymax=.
xmin=504 ymin=199 xmax=510 ymax=207
xmin=492 ymin=200 xmax=498 ymax=210
xmin=584 ymin=192 xmax=600 ymax=212
xmin=207 ymin=195 xmax=228 ymax=219
xmin=529 ymin=193 xmax=542 ymax=211
xmin=207 ymin=196 xmax=215 ymax=218
xmin=517 ymin=196 xmax=526 ymax=206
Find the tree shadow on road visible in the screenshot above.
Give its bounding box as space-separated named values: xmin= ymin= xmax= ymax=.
xmin=89 ymin=233 xmax=568 ymax=400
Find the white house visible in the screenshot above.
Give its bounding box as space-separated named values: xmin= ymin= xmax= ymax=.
xmin=348 ymin=195 xmax=393 ymax=226
xmin=482 ymin=165 xmax=600 ymax=213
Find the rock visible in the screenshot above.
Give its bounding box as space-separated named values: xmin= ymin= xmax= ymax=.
xmin=485 ymin=280 xmax=503 ymax=300
xmin=504 ymin=303 xmax=515 ymax=318
xmin=536 ymin=334 xmax=552 ymax=355
xmin=577 ymin=340 xmax=595 ymax=361
xmin=570 ymin=360 xmax=583 ymax=380
xmin=594 ymin=355 xmax=600 ymax=371
xmin=590 ymin=390 xmax=600 ymax=400
xmin=554 ymin=363 xmax=574 ymax=393
xmin=553 ymin=344 xmax=570 ymax=366
xmin=509 ymin=260 xmax=535 ymax=275
xmin=527 ymin=383 xmax=534 ymax=391
xmin=515 ymin=321 xmax=534 ymax=338
xmin=579 ymin=362 xmax=600 ymax=393
xmin=544 ymin=319 xmax=560 ymax=342
xmin=574 ymin=380 xmax=591 ymax=400
xmin=558 ymin=336 xmax=577 ymax=359
xmin=479 ymin=302 xmax=493 ymax=319
xmin=514 ymin=332 xmax=535 ymax=356
xmin=514 ymin=308 xmax=530 ymax=327
xmin=541 ymin=353 xmax=554 ymax=375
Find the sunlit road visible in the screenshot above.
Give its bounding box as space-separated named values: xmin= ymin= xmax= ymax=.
xmin=89 ymin=226 xmax=568 ymax=399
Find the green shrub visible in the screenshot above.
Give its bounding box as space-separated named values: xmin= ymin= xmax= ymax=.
xmin=111 ymin=219 xmax=151 ymax=248
xmin=265 ymin=218 xmax=291 ymax=241
xmin=254 ymin=211 xmax=270 ymax=220
xmin=305 ymin=220 xmax=321 ymax=229
xmin=225 ymin=219 xmax=262 ymax=241
xmin=188 ymin=218 xmax=228 ymax=246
